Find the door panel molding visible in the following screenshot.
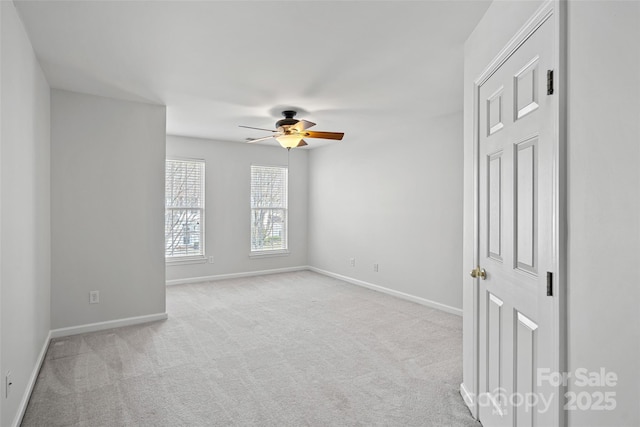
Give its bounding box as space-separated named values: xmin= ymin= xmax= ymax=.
xmin=514 ymin=56 xmax=541 ymax=120
xmin=514 ymin=136 xmax=538 ymax=274
xmin=487 ymin=86 xmax=505 ymax=136
xmin=487 ymin=151 xmax=503 ymax=261
xmin=515 ymin=311 xmax=539 ymax=427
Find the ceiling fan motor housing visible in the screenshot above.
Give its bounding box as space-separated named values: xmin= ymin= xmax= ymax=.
xmin=275 ymin=110 xmax=299 ymax=129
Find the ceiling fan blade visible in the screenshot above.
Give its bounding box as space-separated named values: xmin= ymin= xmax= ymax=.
xmin=239 ymin=125 xmax=277 ymax=132
xmin=296 ymin=139 xmax=308 ymax=147
xmin=292 ymin=120 xmax=316 ymax=132
xmin=303 ymin=130 xmax=344 ymax=140
xmin=246 ymin=135 xmax=276 ymax=143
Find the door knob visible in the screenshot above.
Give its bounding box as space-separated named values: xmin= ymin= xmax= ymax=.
xmin=470 ymin=267 xmax=487 ymax=280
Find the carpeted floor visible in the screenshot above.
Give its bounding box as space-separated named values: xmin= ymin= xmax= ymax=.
xmin=22 ymin=271 xmax=479 ymax=426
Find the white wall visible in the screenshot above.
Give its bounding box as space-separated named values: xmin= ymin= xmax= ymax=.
xmin=566 ymin=2 xmax=640 ymax=425
xmin=308 ymin=112 xmax=464 ymax=312
xmin=165 ymin=135 xmax=308 ymax=282
xmin=1 ymin=2 xmax=51 ymax=425
xmin=463 ymin=1 xmax=640 ymax=426
xmin=51 ymin=90 xmax=166 ymax=329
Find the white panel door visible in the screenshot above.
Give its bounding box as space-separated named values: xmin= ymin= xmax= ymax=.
xmin=476 ymin=14 xmax=557 ymax=427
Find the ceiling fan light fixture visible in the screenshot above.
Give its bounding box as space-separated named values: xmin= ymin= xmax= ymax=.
xmin=275 ymin=134 xmax=303 ymax=149
xmin=241 ymin=109 xmax=343 ymax=149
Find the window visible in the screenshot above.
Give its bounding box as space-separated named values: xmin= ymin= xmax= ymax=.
xmin=165 ymin=159 xmax=205 ymax=260
xmin=251 ymin=165 xmax=288 ymax=254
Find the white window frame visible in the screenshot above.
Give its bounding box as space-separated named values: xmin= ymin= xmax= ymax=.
xmin=165 ymin=158 xmax=206 ymax=264
xmin=250 ymin=164 xmax=289 ymax=257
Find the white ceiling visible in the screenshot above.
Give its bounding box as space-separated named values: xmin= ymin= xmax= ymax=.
xmin=15 ymin=0 xmax=490 ymax=148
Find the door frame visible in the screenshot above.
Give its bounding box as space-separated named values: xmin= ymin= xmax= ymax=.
xmin=467 ymin=1 xmax=567 ymax=425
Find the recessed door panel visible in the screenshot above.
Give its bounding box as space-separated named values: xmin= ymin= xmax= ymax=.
xmin=515 ymin=138 xmax=537 ymax=274
xmin=488 ymin=87 xmax=505 ymax=135
xmin=514 ymin=58 xmax=539 ymax=120
xmin=488 ymin=152 xmax=503 ymax=261
xmin=487 ymin=293 xmax=504 ymax=397
xmin=515 ymin=312 xmax=538 ymax=427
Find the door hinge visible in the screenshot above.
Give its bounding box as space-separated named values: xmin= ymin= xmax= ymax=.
xmin=547 ymin=70 xmax=554 ymax=95
xmin=546 ymin=272 xmax=553 ymax=296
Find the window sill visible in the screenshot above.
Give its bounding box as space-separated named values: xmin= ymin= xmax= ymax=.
xmin=166 ymin=256 xmax=207 ymax=266
xmin=249 ymin=250 xmax=290 ymax=259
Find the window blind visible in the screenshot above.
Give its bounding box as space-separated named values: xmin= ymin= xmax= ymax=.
xmin=250 ymin=165 xmax=288 ymax=252
xmin=165 ymin=159 xmax=205 ymax=258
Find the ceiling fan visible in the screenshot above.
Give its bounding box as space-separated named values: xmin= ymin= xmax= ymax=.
xmin=240 ymin=110 xmax=344 ymax=150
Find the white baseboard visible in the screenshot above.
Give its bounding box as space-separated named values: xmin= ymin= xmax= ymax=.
xmin=308 ymin=267 xmax=463 ymax=316
xmin=50 ymin=312 xmax=168 ymax=339
xmin=166 ymin=266 xmax=308 ymax=286
xmin=460 ymin=382 xmax=477 ymax=418
xmin=12 ymin=330 xmax=52 ymax=427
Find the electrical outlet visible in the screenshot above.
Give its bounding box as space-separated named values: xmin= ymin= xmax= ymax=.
xmin=374 ymin=263 xmax=379 ymax=272
xmin=5 ymin=371 xmax=12 ymax=399
xmin=350 ymin=258 xmax=356 ymax=267
xmin=208 ymin=256 xmax=214 ymax=264
xmin=89 ymin=290 xmax=99 ymax=304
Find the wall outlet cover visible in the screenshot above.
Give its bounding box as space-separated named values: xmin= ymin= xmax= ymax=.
xmin=89 ymin=290 xmax=100 ymax=304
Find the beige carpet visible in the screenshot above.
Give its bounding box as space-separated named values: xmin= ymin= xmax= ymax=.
xmin=22 ymin=271 xmax=479 ymax=426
